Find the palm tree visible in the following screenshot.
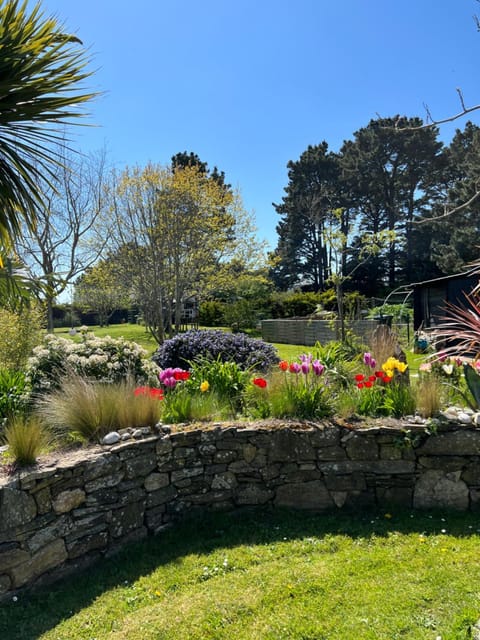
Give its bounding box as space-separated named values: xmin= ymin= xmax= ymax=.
xmin=0 ymin=0 xmax=97 ymax=247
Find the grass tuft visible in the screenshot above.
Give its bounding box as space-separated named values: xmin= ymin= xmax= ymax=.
xmin=2 ymin=415 xmax=49 ymax=466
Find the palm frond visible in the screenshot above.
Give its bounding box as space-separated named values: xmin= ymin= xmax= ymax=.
xmin=0 ymin=0 xmax=98 ymax=244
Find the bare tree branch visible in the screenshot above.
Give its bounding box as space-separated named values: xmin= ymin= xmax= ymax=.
xmin=394 ymin=100 xmax=480 ymax=131
xmin=414 ymin=187 xmax=480 ymax=224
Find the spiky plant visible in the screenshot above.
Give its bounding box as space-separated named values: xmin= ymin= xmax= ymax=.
xmin=0 ymin=0 xmax=97 ymax=246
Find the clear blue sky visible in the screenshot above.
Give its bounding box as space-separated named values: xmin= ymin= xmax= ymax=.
xmin=34 ymin=0 xmax=480 ymax=248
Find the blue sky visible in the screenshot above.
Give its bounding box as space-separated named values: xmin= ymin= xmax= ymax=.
xmin=34 ymin=0 xmax=480 ymax=249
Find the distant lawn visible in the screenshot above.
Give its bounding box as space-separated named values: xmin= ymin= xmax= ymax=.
xmin=1 ymin=507 xmax=479 ymax=640
xmin=54 ymin=324 xmax=426 ymax=371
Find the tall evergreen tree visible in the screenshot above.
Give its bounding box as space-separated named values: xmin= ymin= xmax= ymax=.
xmin=340 ymin=116 xmax=443 ymax=291
xmin=272 ymin=143 xmax=343 ymax=291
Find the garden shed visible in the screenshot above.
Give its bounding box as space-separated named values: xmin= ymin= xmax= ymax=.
xmin=411 ymin=266 xmax=480 ymax=331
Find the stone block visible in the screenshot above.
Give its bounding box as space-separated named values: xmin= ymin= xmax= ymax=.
xmin=0 ymin=488 xmax=37 ymax=531
xmin=0 ymin=547 xmax=30 ymax=572
xmin=124 ymin=453 xmax=157 ymax=479
xmin=27 ymin=515 xmax=72 ymax=553
xmin=376 ymin=487 xmax=413 ymax=508
xmin=84 ymin=471 xmax=125 ymax=493
xmin=155 ymin=438 xmax=173 ymax=456
xmin=0 ymin=574 xmax=11 ymax=595
xmin=417 ymin=430 xmax=480 ymax=456
xmin=269 ymin=431 xmax=316 ymax=463
xmin=316 ymin=446 xmax=347 ymax=460
xmin=9 ymin=539 xmax=67 ymax=588
xmin=144 ymin=472 xmax=170 ymax=492
xmin=110 ymin=501 xmax=145 ymax=539
xmin=83 ymin=454 xmax=123 ymax=483
xmin=236 ymin=484 xmax=273 ymax=505
xmin=53 ymin=489 xmax=86 ymax=514
xmin=345 ymin=435 xmax=379 ymax=460
xmin=214 ymin=450 xmax=237 ymax=463
xmin=34 ymin=487 xmax=52 ymax=515
xmin=275 ymin=480 xmax=333 ymax=510
xmin=211 ymin=472 xmax=237 ymax=491
xmin=67 ymin=531 xmax=108 ymax=559
xmin=146 ymin=485 xmax=177 ymax=508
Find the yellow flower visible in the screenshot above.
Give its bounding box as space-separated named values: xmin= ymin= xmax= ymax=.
xmin=381 ymin=357 xmax=408 ymax=375
xmin=200 ymin=380 xmax=209 ymax=393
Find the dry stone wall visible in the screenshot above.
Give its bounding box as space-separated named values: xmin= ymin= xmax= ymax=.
xmin=1 ymin=421 xmax=480 ymax=600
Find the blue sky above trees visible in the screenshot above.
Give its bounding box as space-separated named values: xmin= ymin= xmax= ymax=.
xmin=32 ymin=0 xmax=480 ymax=247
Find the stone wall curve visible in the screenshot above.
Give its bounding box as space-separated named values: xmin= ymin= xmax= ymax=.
xmin=1 ymin=421 xmax=480 ymax=600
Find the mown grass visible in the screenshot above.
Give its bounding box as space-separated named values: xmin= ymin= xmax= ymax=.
xmin=54 ymin=324 xmax=425 ymax=373
xmin=1 ymin=508 xmax=479 ymax=640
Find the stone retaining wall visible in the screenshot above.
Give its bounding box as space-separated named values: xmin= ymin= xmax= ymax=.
xmin=1 ymin=421 xmax=480 ymax=600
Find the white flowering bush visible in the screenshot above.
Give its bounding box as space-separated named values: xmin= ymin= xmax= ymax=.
xmin=26 ymin=333 xmax=159 ymax=395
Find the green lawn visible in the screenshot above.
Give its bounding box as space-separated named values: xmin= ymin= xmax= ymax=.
xmin=53 ymin=323 xmax=425 ymax=371
xmin=1 ymin=507 xmax=479 ymax=640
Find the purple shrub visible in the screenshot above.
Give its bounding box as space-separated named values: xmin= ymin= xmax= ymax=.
xmin=152 ymin=329 xmax=279 ymax=372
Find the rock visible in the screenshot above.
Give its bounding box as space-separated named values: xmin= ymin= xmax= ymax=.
xmin=9 ymin=539 xmax=67 ymax=589
xmin=144 ymin=472 xmax=169 ymax=492
xmin=457 ymin=412 xmax=473 ymax=425
xmin=0 ymin=488 xmax=37 ymax=531
xmin=52 ymin=489 xmax=85 ymax=514
xmin=275 ymin=480 xmax=333 ymax=510
xmin=413 ymin=469 xmax=469 ymax=510
xmin=102 ymin=432 xmax=121 ymax=445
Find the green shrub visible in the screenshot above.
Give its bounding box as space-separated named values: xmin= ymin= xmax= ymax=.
xmin=0 ymin=305 xmax=44 ymax=370
xmin=198 ymin=300 xmax=226 ymax=326
xmin=269 ymin=291 xmax=321 ymax=318
xmin=27 ymin=332 xmax=159 ymax=395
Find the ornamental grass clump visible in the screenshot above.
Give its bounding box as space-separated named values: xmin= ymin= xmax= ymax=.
xmin=37 ymin=377 xmax=164 ymax=443
xmin=2 ymin=415 xmax=50 ymax=467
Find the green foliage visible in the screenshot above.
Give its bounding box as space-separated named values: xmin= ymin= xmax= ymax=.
xmin=269 ymin=291 xmax=321 ymax=318
xmin=2 ymin=415 xmax=49 ymax=467
xmin=367 ymin=303 xmax=412 ymax=323
xmin=198 ymin=300 xmax=225 ymax=326
xmin=0 ymin=305 xmax=44 ymax=370
xmin=161 ymin=385 xmax=225 ymax=423
xmin=0 ymin=370 xmax=29 ymax=429
xmin=186 ymin=356 xmax=252 ymax=415
xmin=463 ymin=363 xmax=480 ymax=409
xmin=222 ymin=299 xmax=262 ymax=330
xmin=381 ymin=383 xmax=417 ymax=418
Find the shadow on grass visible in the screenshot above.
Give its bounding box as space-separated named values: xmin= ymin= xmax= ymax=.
xmin=0 ymin=505 xmax=478 ymax=639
